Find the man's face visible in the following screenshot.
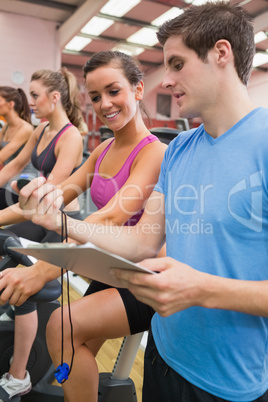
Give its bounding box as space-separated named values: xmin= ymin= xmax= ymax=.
xmin=162 ymin=35 xmax=217 ymax=119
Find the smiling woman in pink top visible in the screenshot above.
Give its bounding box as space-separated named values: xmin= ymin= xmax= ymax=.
xmin=2 ymin=50 xmax=167 ymax=402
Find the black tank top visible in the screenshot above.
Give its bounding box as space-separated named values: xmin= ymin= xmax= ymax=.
xmin=31 ymin=122 xmax=80 ymax=178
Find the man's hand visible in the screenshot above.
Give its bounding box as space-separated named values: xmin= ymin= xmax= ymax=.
xmin=111 ymin=257 xmax=206 ymax=317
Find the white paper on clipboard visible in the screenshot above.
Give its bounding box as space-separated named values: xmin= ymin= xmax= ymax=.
xmin=10 ymin=241 xmax=155 ymax=288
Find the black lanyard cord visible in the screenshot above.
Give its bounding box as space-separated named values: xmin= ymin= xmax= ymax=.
xmin=55 ymin=210 xmax=75 ymax=384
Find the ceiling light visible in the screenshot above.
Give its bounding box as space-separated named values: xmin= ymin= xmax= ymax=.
xmin=112 ymin=44 xmax=144 ymax=56
xmin=81 ymin=17 xmax=114 ymax=36
xmin=254 ymin=31 xmax=268 ymax=44
xmin=65 ymin=36 xmax=92 ymax=51
xmin=253 ymin=52 xmax=268 ymax=68
xmin=152 ymin=7 xmax=184 ymax=27
xmin=100 ymin=0 xmax=141 ymax=17
xmin=127 ymin=28 xmax=158 ymax=47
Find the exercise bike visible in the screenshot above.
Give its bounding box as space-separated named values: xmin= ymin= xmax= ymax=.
xmin=0 ymin=230 xmax=143 ymax=402
xmin=0 ymin=229 xmax=63 ymax=402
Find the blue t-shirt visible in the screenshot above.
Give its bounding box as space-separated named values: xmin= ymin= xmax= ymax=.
xmin=152 ymin=107 xmax=268 ymax=401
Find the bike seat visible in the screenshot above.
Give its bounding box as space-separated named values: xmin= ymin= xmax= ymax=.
xmin=28 ymin=279 xmax=61 ymax=303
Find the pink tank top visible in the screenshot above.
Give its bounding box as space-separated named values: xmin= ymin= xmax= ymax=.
xmin=90 ymin=134 xmax=159 ymax=226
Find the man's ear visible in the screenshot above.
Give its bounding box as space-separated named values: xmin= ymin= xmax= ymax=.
xmin=214 ymin=39 xmax=232 ymax=66
xmin=135 ymin=80 xmax=144 ymax=101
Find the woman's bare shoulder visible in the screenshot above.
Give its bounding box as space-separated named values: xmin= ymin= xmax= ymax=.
xmin=131 ymin=137 xmax=167 ymax=172
xmin=21 ymin=120 xmax=33 ymax=130
xmin=140 ymin=137 xmax=167 ymax=157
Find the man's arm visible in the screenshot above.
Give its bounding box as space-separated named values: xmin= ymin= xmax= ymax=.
xmin=65 ymin=190 xmax=166 ymax=262
xmin=17 ymin=176 xmax=166 ymax=261
xmin=112 ymin=256 xmax=268 ymax=318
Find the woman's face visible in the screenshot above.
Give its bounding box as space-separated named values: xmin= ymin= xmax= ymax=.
xmin=86 ymin=64 xmax=143 ymax=132
xmin=29 ymin=80 xmax=55 ymax=119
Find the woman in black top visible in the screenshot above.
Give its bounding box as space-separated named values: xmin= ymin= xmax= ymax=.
xmin=0 ymin=68 xmax=84 ymax=218
xmin=0 ymin=86 xmax=34 ymax=209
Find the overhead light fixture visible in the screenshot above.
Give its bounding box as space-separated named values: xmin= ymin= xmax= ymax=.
xmin=127 ymin=28 xmax=158 ymax=47
xmin=112 ymin=44 xmax=144 ymax=56
xmin=124 ymin=7 xmax=183 ymax=52
xmin=254 ymin=31 xmax=268 ymax=44
xmin=152 ymin=7 xmax=184 ymax=27
xmin=81 ymin=17 xmax=114 ymax=36
xmin=253 ymin=52 xmax=268 ymax=68
xmin=65 ymin=36 xmax=92 ymax=51
xmin=100 ymin=0 xmax=141 ymax=17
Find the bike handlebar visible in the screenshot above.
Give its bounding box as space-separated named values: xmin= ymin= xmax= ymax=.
xmin=0 ymin=229 xmax=62 ymax=303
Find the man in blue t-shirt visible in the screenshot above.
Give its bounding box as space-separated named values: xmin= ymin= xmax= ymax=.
xmin=9 ymin=2 xmax=268 ymax=401
xmin=112 ymin=3 xmax=268 ymax=401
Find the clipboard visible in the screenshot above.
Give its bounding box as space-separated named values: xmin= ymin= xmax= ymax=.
xmin=10 ymin=241 xmax=155 ymax=288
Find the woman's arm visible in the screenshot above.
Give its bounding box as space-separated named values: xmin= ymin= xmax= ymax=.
xmin=0 ymin=127 xmax=39 ymax=187
xmin=0 ymin=125 xmax=41 ymax=226
xmin=0 ymin=123 xmax=33 ymax=165
xmin=0 ymin=129 xmax=4 ymax=167
xmin=0 ymin=125 xmax=85 ymax=226
xmin=0 ymin=202 xmax=26 ymax=226
xmin=0 ymin=259 xmax=62 ymax=306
